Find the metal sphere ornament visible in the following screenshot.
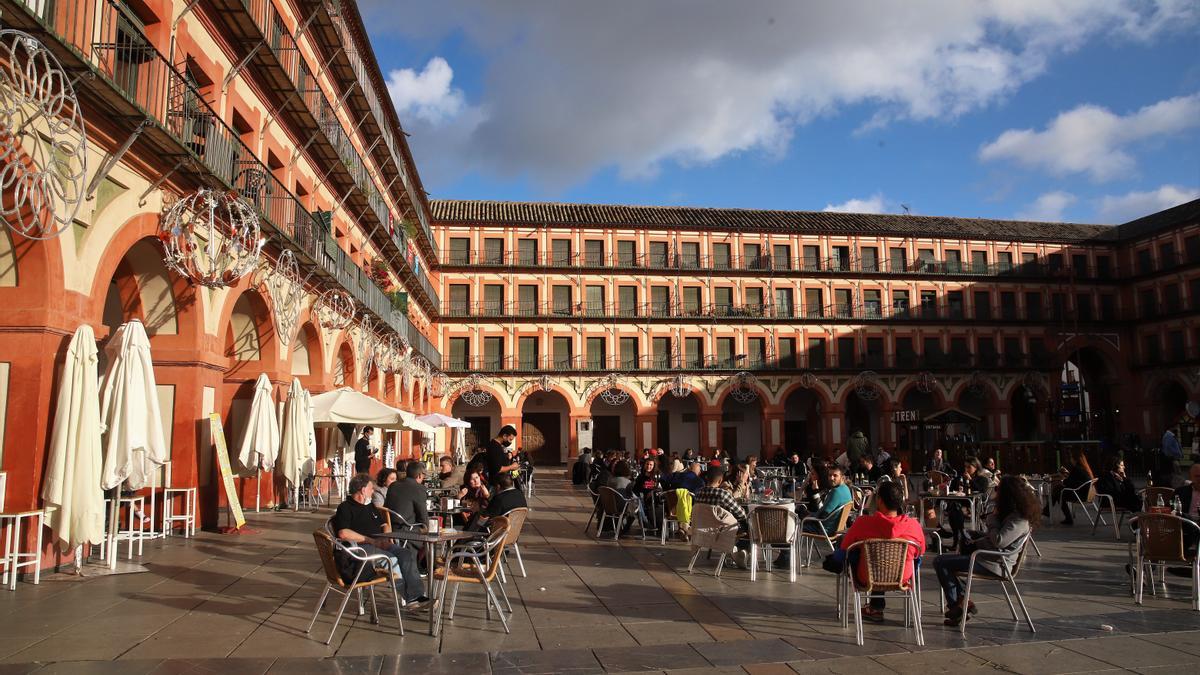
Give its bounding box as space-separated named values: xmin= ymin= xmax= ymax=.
xmin=265 ymin=250 xmax=310 ymax=347
xmin=595 ymin=373 xmax=630 ymax=406
xmin=729 ymin=371 xmax=759 ymax=404
xmin=854 ymin=371 xmax=881 ymax=401
xmin=798 ymin=371 xmax=818 ymax=389
xmin=538 ymin=374 xmax=555 ymax=393
xmin=967 ymin=371 xmax=988 ymax=395
xmin=669 ymin=374 xmax=691 ymax=399
xmin=459 ymin=373 xmax=492 ymax=407
xmin=430 ymin=371 xmax=447 ymax=398
xmin=159 ymin=188 xmax=264 ymax=288
xmin=915 ymin=371 xmax=937 ymax=394
xmin=315 ymin=288 xmax=355 ymax=331
xmin=0 ymin=29 xmax=87 ymax=240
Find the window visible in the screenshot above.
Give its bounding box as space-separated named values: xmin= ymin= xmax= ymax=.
xmin=950 ymin=337 xmax=969 ymax=363
xmin=920 ymin=290 xmax=938 ymax=318
xmin=1003 ymin=337 xmax=1022 ymax=367
xmin=866 ymin=337 xmax=884 ymax=368
xmin=743 ymin=243 xmax=763 ymax=270
xmin=584 ymin=240 xmax=605 ymax=266
xmin=775 ymin=288 xmax=794 ymax=317
xmin=1071 ymin=254 xmax=1087 ymax=276
xmin=552 ymin=285 xmax=572 ymax=315
xmin=1137 ymin=249 xmax=1153 ymax=275
xmin=978 ymin=337 xmax=997 ymax=366
xmin=618 ymin=286 xmax=638 ymax=316
xmin=945 ymin=249 xmax=963 ymax=273
xmin=1138 ymin=288 xmax=1156 ymax=318
xmin=745 ymin=287 xmax=764 ymax=314
xmin=860 ymin=247 xmax=879 ymax=272
xmin=889 ymin=247 xmax=907 ymax=272
xmin=1048 ymin=253 xmax=1064 ymax=272
xmin=923 ymin=337 xmax=943 ymax=366
xmin=1025 ymin=292 xmax=1042 ymax=321
xmin=1186 ymin=235 xmax=1200 ymax=264
xmin=685 ymin=337 xmax=704 ymax=368
xmin=1160 ymin=242 xmax=1177 ymax=269
xmin=617 ymin=240 xmax=637 ymax=267
xmin=518 ymin=337 xmax=539 ymax=370
xmin=683 ymin=287 xmax=702 ymax=314
xmin=747 ymin=337 xmax=766 ymax=369
xmin=1021 ymin=252 xmax=1037 ymax=274
xmin=971 ymin=250 xmax=988 ymax=274
xmin=834 ymin=289 xmax=853 ymax=317
xmin=1050 ymin=293 xmax=1065 ymax=320
xmin=620 ymin=337 xmax=639 ymax=370
xmin=551 ymin=239 xmax=572 ymax=265
xmin=553 ymin=337 xmax=573 ymax=369
xmin=714 ymin=287 xmax=734 ymax=315
xmin=863 ymin=289 xmax=882 ymax=318
xmin=716 ymin=337 xmax=735 ymax=368
xmin=1168 ymin=331 xmax=1186 ymax=362
xmin=681 ymin=242 xmax=700 ymax=268
xmin=483 ymin=238 xmax=504 ymax=264
xmin=652 ymin=337 xmax=672 ymax=369
xmin=831 ymin=246 xmax=850 ymax=271
xmin=517 ymin=239 xmax=538 ymax=265
xmin=807 ymin=337 xmax=827 ymax=369
xmin=483 ymin=336 xmax=504 ymax=371
xmin=483 ymin=284 xmax=503 ymax=313
xmin=449 ymin=337 xmax=469 ymax=370
xmin=999 ymin=292 xmax=1016 ymax=320
xmin=449 ymin=284 xmax=470 ymax=314
xmin=1192 ymin=278 xmax=1200 ymax=311
xmin=1096 ymin=255 xmax=1112 ymax=279
xmin=778 ymin=338 xmax=797 ymax=368
xmin=649 ymin=241 xmax=669 ymax=267
xmin=895 ymin=337 xmax=916 ymax=368
xmin=997 ymin=251 xmax=1013 ymax=273
xmin=803 ymin=245 xmax=821 ymax=271
xmin=805 ymin=288 xmax=825 ymax=318
xmin=773 ymin=244 xmax=792 ymax=270
xmin=586 ymin=337 xmax=606 ymax=370
xmin=1076 ymin=293 xmax=1093 ymax=321
xmin=917 ymin=248 xmax=935 ymax=272
xmin=892 ymin=290 xmax=910 ymax=317
xmin=837 ymin=337 xmax=856 ymax=368
xmin=650 ymin=286 xmax=670 ymax=316
xmin=947 ymin=290 xmax=964 ymax=319
xmin=1100 ymin=294 xmax=1116 ymax=321
xmin=973 ymin=291 xmax=990 ymax=320
xmin=712 ymin=243 xmax=732 ymax=269
xmin=449 ymin=237 xmax=470 ymax=264
xmin=517 ymin=285 xmax=538 ymax=316
xmin=585 ymin=285 xmax=606 ymax=315
xmin=1142 ymin=334 xmax=1160 ymax=364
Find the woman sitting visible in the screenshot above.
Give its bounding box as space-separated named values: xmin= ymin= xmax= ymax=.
xmin=934 ymin=475 xmax=1040 ymax=624
xmin=1051 ymin=447 xmax=1094 ymax=525
xmin=1096 ymin=457 xmax=1140 ymax=513
xmin=457 ymin=470 xmax=491 ymax=525
xmin=724 ymin=463 xmax=752 ymax=501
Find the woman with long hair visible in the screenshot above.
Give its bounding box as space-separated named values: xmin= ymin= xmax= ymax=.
xmin=724 ymin=462 xmax=752 ymax=501
xmin=1052 ymin=447 xmax=1094 ymax=525
xmin=934 ymin=475 xmax=1040 ymax=623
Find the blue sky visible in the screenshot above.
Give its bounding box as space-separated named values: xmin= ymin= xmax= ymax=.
xmin=360 ymin=1 xmax=1200 ymax=224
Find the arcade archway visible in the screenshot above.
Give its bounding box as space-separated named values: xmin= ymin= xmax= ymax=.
xmin=520 ymin=390 xmax=571 ymax=464
xmin=783 ymin=388 xmax=822 ymax=456
xmin=657 ymin=392 xmax=700 ymax=454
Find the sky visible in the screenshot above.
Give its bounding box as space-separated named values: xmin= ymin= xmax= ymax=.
xmin=358 ymin=0 xmax=1200 ymax=225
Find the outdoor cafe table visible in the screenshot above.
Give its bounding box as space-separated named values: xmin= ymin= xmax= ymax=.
xmin=919 ymin=491 xmax=984 ymax=531
xmin=376 ymin=527 xmax=486 ymax=635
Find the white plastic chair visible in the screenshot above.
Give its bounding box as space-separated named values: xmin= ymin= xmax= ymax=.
xmin=953 ymin=533 xmax=1035 ymax=635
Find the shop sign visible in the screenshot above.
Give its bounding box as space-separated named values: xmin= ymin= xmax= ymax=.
xmin=892 ymin=409 xmax=920 ymax=423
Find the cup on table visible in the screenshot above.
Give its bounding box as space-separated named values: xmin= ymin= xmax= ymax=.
xmin=428 ymin=517 xmax=440 ymax=533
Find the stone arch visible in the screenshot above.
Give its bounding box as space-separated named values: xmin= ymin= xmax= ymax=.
xmin=332 ymin=339 xmax=355 ymax=388
xmin=289 ymin=322 xmax=322 ymax=379
xmin=0 ymin=227 xmax=17 ymax=286
xmin=583 ymin=382 xmax=646 ymax=411
xmin=101 ymin=238 xmax=182 ymax=337
xmin=712 ymin=379 xmax=773 ymax=411
xmin=775 ymin=379 xmax=835 ymax=409
xmin=516 ymin=382 xmax=579 ymax=412
xmin=222 ymin=289 xmax=278 ymax=365
xmin=894 ymin=379 xmax=948 ymax=412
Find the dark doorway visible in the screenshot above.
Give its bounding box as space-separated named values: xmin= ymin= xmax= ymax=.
xmin=593 ymin=416 xmax=622 ymax=451
xmin=784 ymin=421 xmax=807 ymax=455
xmin=656 ymin=409 xmax=670 ymax=449
xmin=464 ymin=417 xmax=491 ymax=453
xmin=522 ymin=413 xmax=562 ymax=465
xmin=721 ymin=426 xmax=738 ymax=457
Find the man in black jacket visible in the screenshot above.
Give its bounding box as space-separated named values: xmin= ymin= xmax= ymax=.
xmin=384 ymin=460 xmax=429 ymax=527
xmin=332 ymin=473 xmax=426 ymax=607
xmin=468 ymin=473 xmax=527 ymax=531
xmin=484 ymin=425 xmax=520 ymax=487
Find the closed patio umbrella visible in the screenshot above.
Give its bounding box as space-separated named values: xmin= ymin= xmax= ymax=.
xmin=42 ymin=325 xmax=105 ymax=552
xmin=236 ymin=373 xmax=280 ymax=511
xmin=279 ymin=378 xmax=313 ymax=510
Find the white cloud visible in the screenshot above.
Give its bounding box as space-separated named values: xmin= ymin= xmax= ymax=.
xmin=385 ymin=57 xmax=466 ymax=124
xmin=979 ymin=94 xmax=1200 ymax=181
xmin=1096 ymin=184 xmax=1199 ymax=223
xmin=823 ymin=193 xmax=889 ymax=214
xmin=1017 ymin=191 xmax=1077 ymax=220
xmin=363 ymin=0 xmax=1199 ymax=188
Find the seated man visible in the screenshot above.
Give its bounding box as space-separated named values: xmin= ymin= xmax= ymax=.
xmin=332 ymin=473 xmax=427 ymax=608
xmin=384 ymin=460 xmax=429 ymax=528
xmin=438 ymin=455 xmax=466 ymax=491
xmin=838 ymin=482 xmax=925 ymax=623
xmin=805 ymin=463 xmax=853 ymax=536
xmin=694 ymin=465 xmax=751 ymax=568
xmin=469 ymin=473 xmax=528 ymax=531
xmin=1172 ymin=463 xmax=1200 ymax=571
xmin=673 ymin=462 xmax=706 ymax=493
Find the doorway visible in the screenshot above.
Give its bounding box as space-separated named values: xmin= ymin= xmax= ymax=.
xmin=593 ymin=416 xmax=623 ymax=451
xmin=522 ymin=412 xmax=562 ymax=465
xmin=656 ymin=409 xmax=670 ymax=449
xmin=463 ymin=417 xmax=491 ymax=453
xmin=721 ymin=426 xmax=738 ymax=457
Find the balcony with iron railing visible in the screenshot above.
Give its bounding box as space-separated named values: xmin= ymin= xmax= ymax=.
xmin=9 ymin=0 xmax=440 ymax=364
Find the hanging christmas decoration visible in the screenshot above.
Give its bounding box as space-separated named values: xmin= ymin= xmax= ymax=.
xmin=265 ymin=250 xmax=310 ymax=347
xmin=594 ymin=373 xmax=630 ymax=406
xmin=915 ymin=371 xmax=937 ymax=394
xmin=729 ymin=371 xmax=758 ymax=404
xmin=159 ymin=188 xmax=264 ymax=288
xmin=853 ymin=371 xmax=882 ymax=401
xmin=459 ymin=373 xmax=492 ymax=407
xmin=798 ymin=371 xmax=818 ymax=389
xmin=0 ymin=29 xmax=87 ymax=240
xmin=314 ymin=288 xmax=355 ymax=331
xmin=356 ymin=316 xmax=376 ymax=375
xmin=967 ymin=371 xmax=989 ymax=395
xmin=668 ymin=373 xmax=691 ymax=399
xmin=430 ymin=371 xmax=447 ymax=398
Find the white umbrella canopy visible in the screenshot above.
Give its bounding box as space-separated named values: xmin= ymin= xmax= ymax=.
xmin=278 ymin=378 xmax=311 ymax=489
xmin=236 ymin=373 xmax=280 ymax=473
xmin=98 ymin=320 xmax=167 ymax=490
xmin=42 ymin=325 xmax=106 ymax=551
xmin=416 ymin=413 xmax=471 ymax=429
xmin=310 ymin=387 xmax=427 ymax=430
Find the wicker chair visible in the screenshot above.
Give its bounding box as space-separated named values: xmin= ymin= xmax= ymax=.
xmin=1130 ymin=513 xmax=1199 ymax=611
xmin=499 ymin=507 xmax=529 ymax=579
xmin=433 ymin=516 xmax=513 ymax=635
xmin=306 ymin=529 xmax=403 ymax=644
xmin=799 ymin=501 xmax=853 ymax=568
xmin=841 ymin=539 xmax=924 ymax=646
xmin=952 ymin=533 xmax=1035 ymax=635
xmin=748 ymin=505 xmax=799 ymax=582
xmin=926 ymin=470 xmax=951 ymax=490
xmin=687 ymin=504 xmax=739 ymax=577
xmin=597 ymin=486 xmax=642 ymax=540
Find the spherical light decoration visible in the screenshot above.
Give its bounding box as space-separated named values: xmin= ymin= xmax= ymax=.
xmin=159 ymin=188 xmax=264 ymax=288
xmin=915 ymin=371 xmax=937 ymax=394
xmin=854 ymin=371 xmax=881 ymax=401
xmin=798 ymin=371 xmax=818 ymax=389
xmin=315 ymin=288 xmax=355 ymax=331
xmin=0 ymin=29 xmax=87 ymax=240
xmin=669 ymin=374 xmax=691 ymax=399
xmin=265 ymin=250 xmax=308 ymax=346
xmin=729 ymin=371 xmax=758 ymax=404
xmin=430 ymin=371 xmax=447 ymax=398
xmin=594 ymin=373 xmax=630 ymax=406
xmin=538 ymin=374 xmax=554 ymax=392
xmin=459 ymin=373 xmax=492 ymax=407
xmin=967 ymin=371 xmax=988 ymax=395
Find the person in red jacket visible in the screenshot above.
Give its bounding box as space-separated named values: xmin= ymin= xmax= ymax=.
xmin=839 ymin=481 xmax=926 ymax=623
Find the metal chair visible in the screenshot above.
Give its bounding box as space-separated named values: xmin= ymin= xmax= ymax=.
xmin=660 ymin=490 xmax=685 ymax=544
xmin=1130 ymin=513 xmax=1199 ymax=611
xmin=596 ymin=486 xmax=642 ymax=540
xmin=306 ymin=529 xmax=403 ymax=644
xmin=748 ymin=505 xmax=799 ymax=582
xmin=1062 ymin=478 xmax=1100 ymax=526
xmin=841 ymin=539 xmax=924 ymax=646
xmin=953 ymin=533 xmax=1035 ymax=635
xmin=500 ymin=507 xmax=529 ymax=578
xmin=687 ymin=504 xmax=738 ymax=577
xmin=799 ymin=501 xmax=853 ymax=567
xmin=1092 ymin=491 xmax=1134 ymax=540
xmin=433 ymin=516 xmax=513 ymax=635
xmin=583 ymin=483 xmax=602 ymax=534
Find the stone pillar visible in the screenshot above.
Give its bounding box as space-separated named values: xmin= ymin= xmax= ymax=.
xmin=635 ymin=414 xmax=657 ymax=452
xmin=569 ymin=413 xmax=590 ymax=457
xmin=698 ymin=411 xmax=722 ymax=453
xmin=762 ymin=409 xmax=785 ymax=460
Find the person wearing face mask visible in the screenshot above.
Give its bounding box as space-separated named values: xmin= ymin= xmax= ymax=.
xmin=484 ymin=425 xmax=520 ymax=489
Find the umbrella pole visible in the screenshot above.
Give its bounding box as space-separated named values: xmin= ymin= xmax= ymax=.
xmin=107 ymin=493 xmax=119 ymax=570
xmin=255 ymin=469 xmax=261 ymax=513
xmin=149 ymin=466 xmax=158 ymax=539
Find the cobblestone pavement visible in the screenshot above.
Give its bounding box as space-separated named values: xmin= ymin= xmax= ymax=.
xmin=1 ymin=473 xmax=1198 ymax=674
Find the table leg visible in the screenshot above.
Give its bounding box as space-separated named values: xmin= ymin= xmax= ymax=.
xmin=427 ymin=540 xmax=437 ymax=636
xmin=33 ymin=513 xmax=42 ymax=584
